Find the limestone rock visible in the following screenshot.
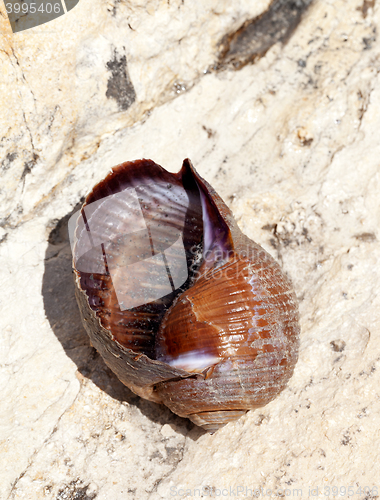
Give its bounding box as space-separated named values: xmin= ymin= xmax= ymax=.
xmin=0 ymin=0 xmax=270 ymax=227
xmin=1 ymin=0 xmax=380 ymax=498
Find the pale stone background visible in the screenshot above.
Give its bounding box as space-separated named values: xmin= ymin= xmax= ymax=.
xmin=1 ymin=0 xmax=380 ymax=499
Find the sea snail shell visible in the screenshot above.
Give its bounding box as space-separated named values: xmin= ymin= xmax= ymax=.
xmin=71 ymin=159 xmax=300 ymax=432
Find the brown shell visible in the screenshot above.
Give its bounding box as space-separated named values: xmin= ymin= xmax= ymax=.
xmin=72 ymin=158 xmax=300 ymax=432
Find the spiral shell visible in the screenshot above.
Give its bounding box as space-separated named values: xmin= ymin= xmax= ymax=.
xmin=71 ymin=158 xmax=300 ymax=432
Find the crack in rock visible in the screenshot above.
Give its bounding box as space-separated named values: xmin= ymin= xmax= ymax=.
xmin=216 ymin=0 xmax=314 ymax=70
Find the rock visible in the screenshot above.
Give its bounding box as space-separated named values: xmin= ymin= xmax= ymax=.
xmin=1 ymin=0 xmax=380 ymax=498
xmin=0 ymin=0 xmax=270 ymax=227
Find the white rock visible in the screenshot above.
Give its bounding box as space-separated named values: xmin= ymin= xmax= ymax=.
xmin=0 ymin=0 xmax=270 ymax=227
xmin=1 ymin=0 xmax=380 ymax=498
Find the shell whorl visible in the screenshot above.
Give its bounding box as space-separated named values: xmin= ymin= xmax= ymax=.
xmin=72 ymin=158 xmax=300 ymax=432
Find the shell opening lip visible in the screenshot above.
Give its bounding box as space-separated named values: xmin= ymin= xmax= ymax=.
xmin=158 ymin=350 xmax=222 ymax=372
xmin=181 ymin=158 xmax=234 ymax=258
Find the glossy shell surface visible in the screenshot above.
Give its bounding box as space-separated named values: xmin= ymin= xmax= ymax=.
xmin=72 ymin=159 xmax=300 ymax=432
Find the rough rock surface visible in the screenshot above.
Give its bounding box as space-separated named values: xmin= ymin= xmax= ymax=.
xmin=1 ymin=0 xmax=380 ymax=499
